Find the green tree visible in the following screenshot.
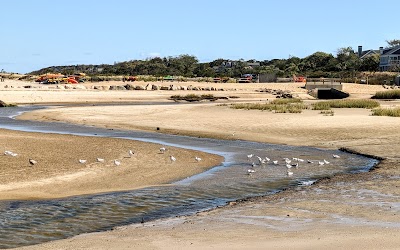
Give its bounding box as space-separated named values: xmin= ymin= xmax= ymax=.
xmin=359 ymin=54 xmax=380 ymax=72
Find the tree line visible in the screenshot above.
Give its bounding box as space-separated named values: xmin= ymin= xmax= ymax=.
xmin=31 ymin=40 xmax=400 ymax=79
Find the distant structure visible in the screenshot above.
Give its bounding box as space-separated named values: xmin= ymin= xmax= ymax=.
xmin=379 ymin=45 xmax=400 ymax=71
xmin=357 ymin=45 xmax=379 ymax=60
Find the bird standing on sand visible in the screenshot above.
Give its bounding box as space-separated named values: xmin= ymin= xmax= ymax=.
xmin=4 ymin=150 xmax=18 ymax=157
xmin=273 ymin=160 xmax=278 ymax=165
xmin=195 ymin=156 xmax=202 ymax=162
xmin=247 ymin=154 xmax=254 ymax=161
xmin=247 ymin=169 xmax=256 ymax=175
xmin=79 ymin=159 xmax=87 ymax=164
xmin=333 ymin=154 xmax=340 ymax=159
xmin=160 ymin=147 xmax=166 ymax=154
xmin=170 ymin=155 xmax=176 ymax=162
xmin=29 ymin=159 xmax=37 ymax=166
xmin=114 ymin=160 xmax=121 ymax=166
xmin=287 ymin=170 xmax=293 ymax=177
xmin=323 ymin=159 xmax=330 ymax=164
xmin=128 ymin=149 xmax=134 ymax=157
xmin=96 ymin=158 xmax=105 ymax=163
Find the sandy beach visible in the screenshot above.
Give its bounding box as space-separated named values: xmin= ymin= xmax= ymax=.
xmin=0 ymin=79 xmax=399 ymax=249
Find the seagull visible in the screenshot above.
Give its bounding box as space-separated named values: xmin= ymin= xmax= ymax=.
xmin=273 ymin=160 xmax=278 ymax=165
xmin=292 ymin=157 xmax=298 ymax=161
xmin=128 ymin=149 xmax=134 ymax=157
xmin=247 ymin=169 xmax=256 ymax=175
xmin=323 ymin=159 xmax=330 ymax=164
xmin=285 ymin=158 xmax=291 ymax=164
xmin=159 ymin=147 xmax=166 ymax=154
xmin=170 ymin=155 xmax=176 ymax=162
xmin=29 ymin=159 xmax=37 ymax=166
xmin=292 ymin=163 xmax=299 ymax=169
xmin=96 ymin=158 xmax=105 ymax=163
xmin=318 ymin=161 xmax=325 ymax=166
xmin=247 ymin=154 xmax=254 ymax=161
xmin=333 ymin=154 xmax=340 ymax=159
xmin=265 ymin=157 xmax=270 ymax=162
xmin=114 ymin=160 xmax=121 ymax=166
xmin=286 ymin=164 xmax=293 ymax=169
xmin=4 ymin=151 xmax=18 ymax=157
xmin=79 ymin=159 xmax=87 ymax=164
xmin=287 ymin=170 xmax=293 ymax=176
xmin=307 ymin=159 xmax=314 ymax=164
xmin=195 ymin=156 xmax=202 ymax=162
xmin=298 ymin=158 xmax=305 ymax=162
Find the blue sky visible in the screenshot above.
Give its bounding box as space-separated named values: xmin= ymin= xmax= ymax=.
xmin=1 ymin=0 xmax=399 ymax=73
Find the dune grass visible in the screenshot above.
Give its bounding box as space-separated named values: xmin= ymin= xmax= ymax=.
xmin=230 ymin=99 xmax=307 ymax=113
xmin=372 ymin=90 xmax=400 ymax=99
xmin=372 ymin=107 xmax=400 ymax=117
xmin=312 ymin=99 xmax=380 ymax=110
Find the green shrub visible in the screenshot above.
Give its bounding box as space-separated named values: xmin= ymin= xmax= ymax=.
xmin=372 ymin=90 xmax=400 ymax=99
xmin=270 ymin=98 xmax=302 ymax=105
xmin=372 ymin=108 xmax=400 ymax=117
xmin=312 ymin=99 xmax=380 ymax=110
xmin=230 ymin=102 xmax=307 ymax=113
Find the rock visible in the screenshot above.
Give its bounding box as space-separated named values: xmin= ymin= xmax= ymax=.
xmin=124 ymin=84 xmax=135 ymax=90
xmin=160 ymin=86 xmax=169 ymax=90
xmin=0 ymin=100 xmax=9 ymax=107
xmin=134 ymin=85 xmax=145 ymax=90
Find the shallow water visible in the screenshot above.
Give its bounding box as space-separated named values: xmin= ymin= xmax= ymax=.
xmin=0 ymin=105 xmax=378 ymax=249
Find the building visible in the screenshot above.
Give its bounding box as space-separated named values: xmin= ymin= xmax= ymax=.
xmin=379 ymin=45 xmax=400 ymax=71
xmin=357 ymin=46 xmax=379 ymax=60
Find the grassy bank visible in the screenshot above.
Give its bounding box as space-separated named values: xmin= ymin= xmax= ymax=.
xmin=312 ymin=99 xmax=380 ymax=110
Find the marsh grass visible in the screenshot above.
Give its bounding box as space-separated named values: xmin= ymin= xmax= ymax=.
xmin=231 ymin=99 xmax=307 ymax=113
xmin=372 ymin=90 xmax=400 ymax=99
xmin=312 ymin=99 xmax=380 ymax=110
xmin=372 ymin=107 xmax=400 ymax=117
xmin=170 ymin=94 xmax=222 ymax=102
xmin=320 ymin=110 xmax=335 ymax=116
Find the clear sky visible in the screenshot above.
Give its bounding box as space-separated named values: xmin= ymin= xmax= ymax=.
xmin=1 ymin=0 xmax=399 ymax=73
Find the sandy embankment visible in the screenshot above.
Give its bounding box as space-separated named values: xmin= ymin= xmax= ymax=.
xmin=1 ymin=79 xmax=399 ymax=249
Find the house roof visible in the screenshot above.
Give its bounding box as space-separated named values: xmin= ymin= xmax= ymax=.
xmin=360 ymin=49 xmax=379 ymax=59
xmin=382 ymin=45 xmax=400 ymax=55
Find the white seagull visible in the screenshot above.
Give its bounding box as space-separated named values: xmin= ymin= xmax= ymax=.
xmin=96 ymin=158 xmax=105 ymax=163
xmin=273 ymin=160 xmax=279 ymax=165
xmin=79 ymin=159 xmax=87 ymax=164
xmin=128 ymin=149 xmax=134 ymax=157
xmin=287 ymin=170 xmax=294 ymax=176
xmin=323 ymin=159 xmax=330 ymax=164
xmin=4 ymin=151 xmax=18 ymax=157
xmin=114 ymin=160 xmax=121 ymax=166
xmin=247 ymin=169 xmax=256 ymax=175
xmin=195 ymin=156 xmax=202 ymax=162
xmin=247 ymin=154 xmax=254 ymax=161
xmin=170 ymin=155 xmax=176 ymax=162
xmin=159 ymin=147 xmax=166 ymax=154
xmin=333 ymin=154 xmax=340 ymax=159
xmin=318 ymin=161 xmax=325 ymax=166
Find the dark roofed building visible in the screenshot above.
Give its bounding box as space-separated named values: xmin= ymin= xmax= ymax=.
xmin=379 ymin=45 xmax=400 ymax=71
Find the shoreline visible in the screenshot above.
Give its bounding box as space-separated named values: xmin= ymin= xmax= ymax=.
xmin=1 ymin=80 xmax=398 ymax=249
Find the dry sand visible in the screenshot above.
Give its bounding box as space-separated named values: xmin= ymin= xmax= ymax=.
xmin=1 ymin=79 xmax=399 ymax=249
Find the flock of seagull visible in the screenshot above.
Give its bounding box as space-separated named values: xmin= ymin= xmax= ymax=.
xmin=3 ymin=146 xmax=202 ymax=167
xmin=246 ymin=153 xmax=341 ymax=177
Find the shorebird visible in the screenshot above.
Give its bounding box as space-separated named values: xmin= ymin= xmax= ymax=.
xmin=318 ymin=161 xmax=325 ymax=166
xmin=265 ymin=157 xmax=270 ymax=162
xmin=286 ymin=164 xmax=293 ymax=169
xmin=247 ymin=154 xmax=254 ymax=161
xmin=297 ymin=158 xmax=305 ymax=162
xmin=307 ymin=159 xmax=314 ymax=164
xmin=29 ymin=159 xmax=37 ymax=166
xmin=96 ymin=158 xmax=105 ymax=163
xmin=284 ymin=158 xmax=291 ymax=164
xmin=292 ymin=163 xmax=299 ymax=169
xmin=4 ymin=151 xmax=18 ymax=157
xmin=273 ymin=160 xmax=278 ymax=165
xmin=159 ymin=147 xmax=166 ymax=154
xmin=114 ymin=160 xmax=121 ymax=166
xmin=170 ymin=155 xmax=176 ymax=162
xmin=247 ymin=169 xmax=256 ymax=175
xmin=287 ymin=170 xmax=294 ymax=177
xmin=333 ymin=154 xmax=340 ymax=159
xmin=323 ymin=159 xmax=330 ymax=164
xmin=195 ymin=156 xmax=202 ymax=162
xmin=128 ymin=149 xmax=134 ymax=157
xmin=79 ymin=159 xmax=87 ymax=164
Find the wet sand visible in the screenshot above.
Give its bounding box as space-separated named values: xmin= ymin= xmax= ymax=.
xmin=1 ymin=79 xmax=399 ymax=249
